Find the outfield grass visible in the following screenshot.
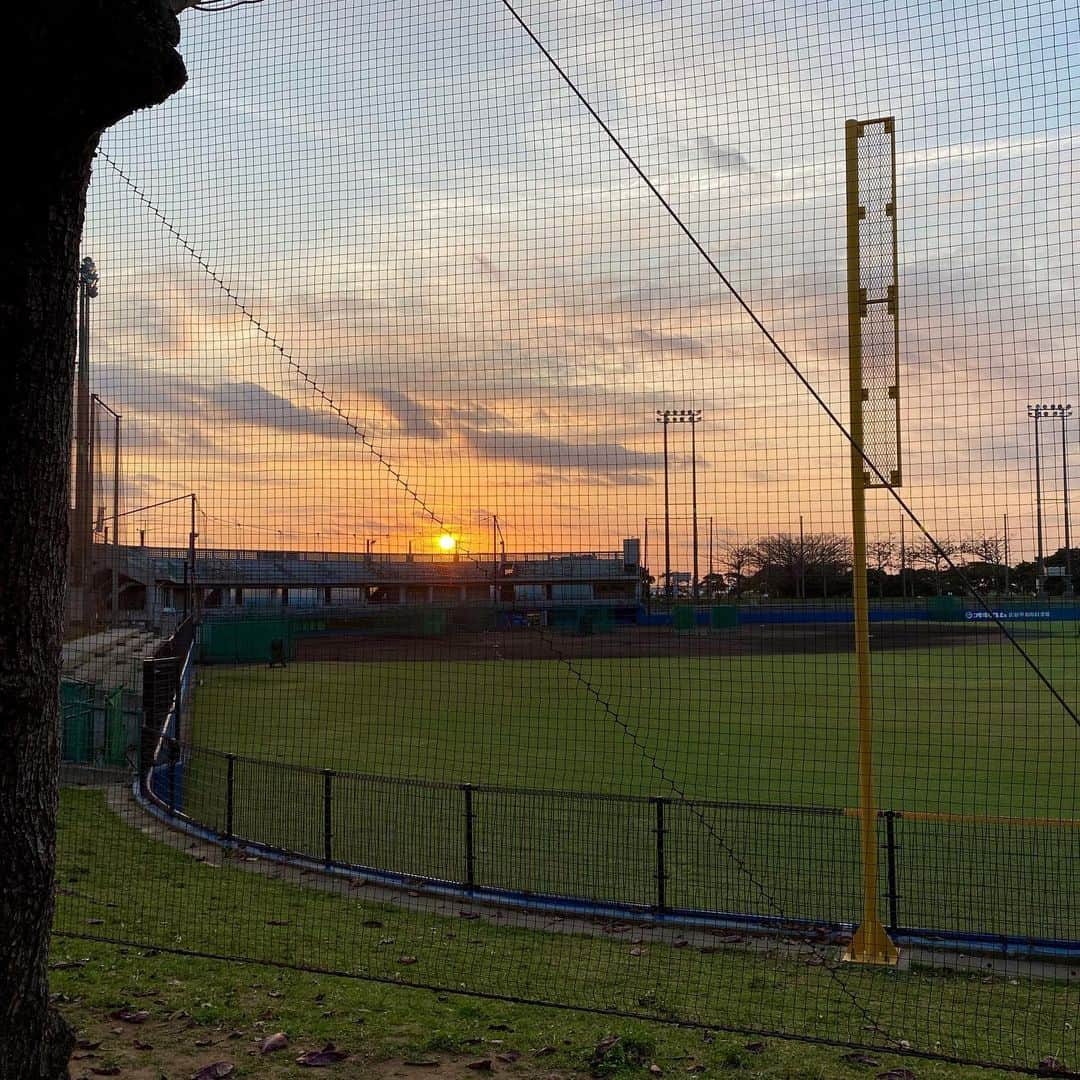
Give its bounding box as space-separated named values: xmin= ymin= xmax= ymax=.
xmin=177 ymin=633 xmax=1080 ymax=942
xmin=189 ymin=637 xmax=1080 ymax=816
xmin=53 ymin=789 xmax=1080 ymax=1078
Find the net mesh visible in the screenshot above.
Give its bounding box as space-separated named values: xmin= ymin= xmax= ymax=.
xmin=56 ymin=0 xmax=1079 ymax=1072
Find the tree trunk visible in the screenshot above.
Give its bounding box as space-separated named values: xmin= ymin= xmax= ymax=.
xmin=1 ymin=7 xmax=186 ymax=1076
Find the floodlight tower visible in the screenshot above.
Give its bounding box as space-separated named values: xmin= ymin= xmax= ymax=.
xmin=1063 ymin=405 xmax=1073 ymax=596
xmin=1028 ymin=403 xmax=1073 ymax=597
xmin=656 ymin=409 xmax=703 ymax=600
xmin=656 ymin=410 xmax=673 ymax=600
xmin=73 ymin=256 xmax=99 ymax=596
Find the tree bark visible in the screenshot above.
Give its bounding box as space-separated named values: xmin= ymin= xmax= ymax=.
xmin=1 ymin=6 xmax=186 ymax=1077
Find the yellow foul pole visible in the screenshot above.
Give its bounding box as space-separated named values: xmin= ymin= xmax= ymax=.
xmin=843 ymin=118 xmax=900 ymax=966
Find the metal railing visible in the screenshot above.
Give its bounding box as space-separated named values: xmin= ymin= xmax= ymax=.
xmin=136 ymin=738 xmax=1080 ymax=958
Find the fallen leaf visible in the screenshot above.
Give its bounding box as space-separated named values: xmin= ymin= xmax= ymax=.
xmin=875 ymin=1070 xmax=917 ymax=1080
xmin=297 ymin=1044 xmax=349 ymax=1067
xmin=593 ymin=1035 xmax=621 ymax=1062
xmin=629 ymin=946 xmax=645 ymax=957
xmin=260 ymin=1032 xmax=289 ymax=1054
xmin=75 ymin=1039 xmax=101 ymax=1051
xmin=533 ymin=1045 xmax=556 ymax=1057
xmin=109 ymin=1009 xmax=149 ymax=1024
xmin=466 ymin=1060 xmax=493 ymax=1072
xmin=649 ymin=1065 xmax=663 ymax=1075
xmin=840 ymin=1052 xmax=881 ymax=1067
xmin=403 ymin=1061 xmax=441 ymax=1068
xmin=398 ymin=956 xmax=418 ymax=966
xmin=266 ymin=919 xmax=290 ymax=927
xmin=459 ymin=911 xmax=481 ymax=920
xmin=496 ymin=1051 xmax=521 ymax=1063
xmin=192 ymin=1064 xmax=235 ymax=1079
xmin=362 ymin=919 xmax=384 ymax=928
xmin=745 ymin=1042 xmax=766 ymax=1054
xmin=1037 ymin=1058 xmax=1069 ymax=1077
xmin=133 ymin=1039 xmax=154 ymax=1050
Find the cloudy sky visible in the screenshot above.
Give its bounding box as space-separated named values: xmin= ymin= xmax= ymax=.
xmin=83 ymin=0 xmax=1078 ymax=569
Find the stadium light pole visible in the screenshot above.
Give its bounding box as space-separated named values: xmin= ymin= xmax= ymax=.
xmin=1027 ymin=403 xmax=1071 ymax=597
xmin=1060 ymin=404 xmax=1074 ymax=596
xmin=73 ymin=256 xmax=98 ymax=603
xmin=656 ymin=410 xmax=672 ymax=601
xmin=690 ymin=410 xmax=702 ymax=600
xmin=656 ymin=409 xmax=702 ymax=601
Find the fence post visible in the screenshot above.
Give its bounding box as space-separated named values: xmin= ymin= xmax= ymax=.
xmin=652 ymin=796 xmax=667 ymax=913
xmin=323 ymin=769 xmax=333 ymax=866
xmin=168 ymin=755 xmax=177 ymax=816
xmin=462 ymin=783 xmax=476 ymax=891
xmin=225 ymin=754 xmax=235 ymax=841
xmin=884 ymin=810 xmax=900 ymax=932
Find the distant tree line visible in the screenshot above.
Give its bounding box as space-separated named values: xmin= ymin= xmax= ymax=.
xmin=662 ymin=533 xmax=1080 ymax=600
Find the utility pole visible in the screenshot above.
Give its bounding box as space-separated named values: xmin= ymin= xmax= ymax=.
xmin=899 ymin=514 xmax=906 ymax=599
xmin=91 ymin=395 xmax=121 ymax=618
xmin=799 ymin=514 xmax=806 ymax=601
xmin=708 ymin=517 xmax=714 ymax=582
xmin=188 ymin=493 xmax=198 ymax=619
xmin=1003 ymin=513 xmax=1010 ymax=593
xmin=643 ymin=516 xmax=650 ymax=609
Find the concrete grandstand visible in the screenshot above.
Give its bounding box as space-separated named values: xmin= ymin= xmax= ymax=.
xmin=92 ymin=538 xmax=645 ymax=626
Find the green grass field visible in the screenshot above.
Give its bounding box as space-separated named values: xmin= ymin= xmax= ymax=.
xmin=190 ymin=637 xmax=1080 ymax=815
xmin=179 ymin=631 xmax=1080 ymax=941
xmin=52 ymin=789 xmax=1080 ymax=1077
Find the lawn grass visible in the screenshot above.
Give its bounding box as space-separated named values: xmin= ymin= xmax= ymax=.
xmin=53 ymin=788 xmax=1080 ymax=1078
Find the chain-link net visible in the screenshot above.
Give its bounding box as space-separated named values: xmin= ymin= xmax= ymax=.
xmin=56 ymin=0 xmax=1079 ymax=1072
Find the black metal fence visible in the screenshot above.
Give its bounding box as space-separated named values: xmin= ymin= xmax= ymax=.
xmin=139 ymin=738 xmax=1080 ymax=953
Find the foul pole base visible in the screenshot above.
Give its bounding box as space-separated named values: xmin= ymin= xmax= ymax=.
xmin=843 ymin=919 xmax=900 ymax=966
